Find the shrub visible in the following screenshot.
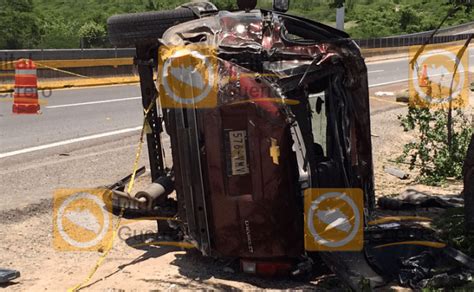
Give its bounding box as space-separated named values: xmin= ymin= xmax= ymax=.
xmin=397 ymin=106 xmax=473 ymax=186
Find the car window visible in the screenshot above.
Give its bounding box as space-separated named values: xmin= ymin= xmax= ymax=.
xmin=309 ymin=92 xmax=327 ymax=156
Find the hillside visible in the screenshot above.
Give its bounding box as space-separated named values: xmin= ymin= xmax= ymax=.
xmin=0 ymin=0 xmax=472 ymax=49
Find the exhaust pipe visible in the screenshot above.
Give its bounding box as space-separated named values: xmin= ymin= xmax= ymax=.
xmin=135 ymin=176 xmax=174 ymax=210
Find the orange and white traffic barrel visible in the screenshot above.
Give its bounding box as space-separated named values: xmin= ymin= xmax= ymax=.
xmin=12 ymin=59 xmax=40 ymax=114
xmin=419 ymin=64 xmax=429 ymax=87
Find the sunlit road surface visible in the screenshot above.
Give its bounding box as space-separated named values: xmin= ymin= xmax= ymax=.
xmin=0 ymin=84 xmax=143 ymax=154
xmin=0 ymin=48 xmax=472 ymax=211
xmin=367 ymin=47 xmax=474 ymax=88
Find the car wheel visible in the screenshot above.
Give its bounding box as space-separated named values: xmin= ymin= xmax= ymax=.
xmin=107 ymin=8 xmax=197 ymax=47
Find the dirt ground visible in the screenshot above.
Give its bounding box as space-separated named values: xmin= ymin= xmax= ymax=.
xmin=0 ymin=173 xmax=338 ymax=291
xmin=0 ymin=87 xmax=472 ymax=291
xmin=369 ymin=81 xmax=473 ymax=199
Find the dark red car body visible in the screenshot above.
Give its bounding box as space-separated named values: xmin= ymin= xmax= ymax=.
xmin=160 ymin=9 xmax=374 ymax=260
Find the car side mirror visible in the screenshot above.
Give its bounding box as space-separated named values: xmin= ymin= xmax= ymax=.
xmin=237 ymin=0 xmax=257 ymax=11
xmin=273 ymin=0 xmax=289 ymax=12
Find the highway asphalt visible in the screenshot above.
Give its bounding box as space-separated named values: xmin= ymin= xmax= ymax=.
xmin=2 ymin=48 xmax=473 ymax=155
xmin=0 ymin=84 xmax=143 ymax=154
xmin=367 ymin=47 xmax=474 ymax=87
xmin=0 ymin=48 xmax=472 ymax=211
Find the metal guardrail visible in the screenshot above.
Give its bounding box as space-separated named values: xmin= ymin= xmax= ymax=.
xmin=379 ymin=20 xmax=474 ymax=38
xmin=0 ymin=48 xmax=135 ymax=61
xmin=0 ymin=49 xmax=136 ymax=81
xmin=354 ymin=33 xmax=473 ymax=49
xmin=0 ymin=31 xmax=472 ymax=63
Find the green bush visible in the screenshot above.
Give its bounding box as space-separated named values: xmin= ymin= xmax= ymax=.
xmin=37 ymin=17 xmax=80 ymax=49
xmin=78 ymin=21 xmax=106 ymax=48
xmin=0 ymin=0 xmax=40 ymax=49
xmin=433 ymin=208 xmax=474 ymax=257
xmin=1 ymin=0 xmax=474 ymax=49
xmin=397 ymin=106 xmax=473 ymax=186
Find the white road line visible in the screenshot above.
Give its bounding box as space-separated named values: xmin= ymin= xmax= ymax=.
xmin=0 ymin=145 xmax=135 ymax=175
xmin=0 ymin=126 xmax=142 ymax=159
xmin=46 ymin=96 xmax=141 ymax=109
xmin=366 ymin=47 xmax=474 ymax=65
xmin=368 ymin=70 xmax=384 ymax=73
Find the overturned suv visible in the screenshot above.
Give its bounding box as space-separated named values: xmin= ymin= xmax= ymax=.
xmin=107 ymin=0 xmax=379 ymax=288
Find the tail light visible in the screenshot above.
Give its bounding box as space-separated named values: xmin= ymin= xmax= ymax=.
xmin=240 ymin=259 xmax=293 ymax=277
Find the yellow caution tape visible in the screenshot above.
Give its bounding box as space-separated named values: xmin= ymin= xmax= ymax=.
xmin=143 ymin=119 xmax=153 ymax=135
xmin=35 ymin=58 xmax=133 ymax=69
xmin=1 ymin=58 xmax=138 ymax=91
xmin=0 ymin=60 xmax=18 ymax=68
xmin=0 ymin=77 xmax=140 ymax=93
xmin=68 ymin=99 xmax=158 ymax=292
xmin=374 ymin=241 xmax=446 ymax=249
xmin=122 ymin=216 xmax=182 ymax=223
xmin=131 ymin=240 xmax=196 ymax=249
xmin=0 ymin=58 xmax=133 ymax=70
xmin=368 ymin=216 xmax=432 ymax=225
xmin=35 ymin=61 xmax=90 ymax=79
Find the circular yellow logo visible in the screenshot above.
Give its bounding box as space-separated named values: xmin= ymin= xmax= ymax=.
xmin=55 ymin=191 xmax=110 ymax=249
xmin=413 ymin=49 xmax=465 ymax=105
xmin=307 ymin=192 xmax=361 ymax=248
xmin=161 ymin=48 xmax=215 ymax=106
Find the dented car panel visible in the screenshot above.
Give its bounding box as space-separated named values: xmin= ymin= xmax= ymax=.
xmin=105 ymin=4 xmax=474 ymax=288
xmin=160 ymin=10 xmax=374 ymax=258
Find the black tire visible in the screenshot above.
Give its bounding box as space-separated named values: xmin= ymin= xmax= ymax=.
xmin=107 ymin=8 xmax=197 ymax=47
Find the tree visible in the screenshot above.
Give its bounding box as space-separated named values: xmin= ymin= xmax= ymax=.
xmin=78 ymin=21 xmax=107 ymax=48
xmin=0 ymin=0 xmax=40 ymax=49
xmin=398 ymin=107 xmax=473 ymax=186
xmin=399 ymin=6 xmax=420 ymax=32
xmin=330 ymin=0 xmax=345 ymax=9
xmin=213 ymin=0 xmax=237 ymax=10
xmin=451 ymin=0 xmax=473 ymax=10
xmin=38 ymin=17 xmax=81 ymax=49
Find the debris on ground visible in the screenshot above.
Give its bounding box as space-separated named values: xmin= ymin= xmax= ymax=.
xmin=375 ymin=91 xmax=395 ymax=97
xmin=421 ymin=272 xmax=473 ymax=289
xmin=384 ymin=166 xmax=410 ymax=179
xmin=398 ymin=249 xmax=474 ymax=289
xmin=364 ymin=219 xmax=474 ymax=290
xmin=378 ymin=189 xmax=463 ymax=210
xmin=395 ymin=89 xmax=410 ymax=103
xmin=0 ymin=268 xmax=20 ymax=284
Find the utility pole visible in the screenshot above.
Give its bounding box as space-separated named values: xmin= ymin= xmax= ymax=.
xmin=332 ymin=0 xmax=345 ymax=31
xmin=336 ymin=4 xmax=345 ymax=31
